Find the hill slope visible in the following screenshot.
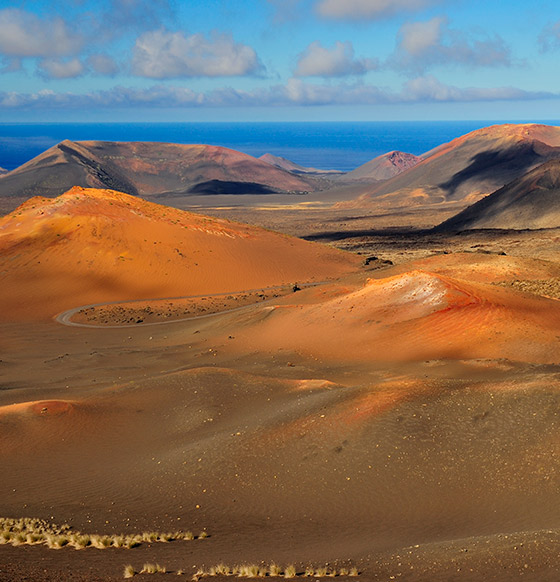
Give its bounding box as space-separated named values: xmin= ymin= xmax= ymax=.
xmin=341 ymin=124 xmax=560 ymax=209
xmin=0 ymin=187 xmax=360 ymax=320
xmin=232 ymin=269 xmax=560 ymax=364
xmin=435 ymin=159 xmax=560 ymax=231
xmin=0 ymin=140 xmax=317 ymax=200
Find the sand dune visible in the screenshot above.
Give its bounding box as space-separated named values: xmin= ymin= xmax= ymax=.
xmin=228 ymin=269 xmax=560 ymax=363
xmin=340 ymin=123 xmax=560 ymax=209
xmin=0 ymin=187 xmax=360 ymax=320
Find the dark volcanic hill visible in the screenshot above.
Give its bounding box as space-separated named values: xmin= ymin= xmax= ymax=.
xmin=0 ymin=140 xmax=318 ymax=199
xmin=435 ymin=159 xmax=560 ymax=231
xmin=340 ymin=124 xmax=560 ymax=209
xmin=340 ymin=150 xmax=420 ymax=182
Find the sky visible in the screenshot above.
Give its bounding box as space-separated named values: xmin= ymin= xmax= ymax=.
xmin=0 ymin=0 xmax=559 ymax=122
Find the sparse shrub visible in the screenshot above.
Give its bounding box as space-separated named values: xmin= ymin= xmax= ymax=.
xmin=198 ymin=531 xmax=208 ymax=539
xmin=143 ymin=531 xmax=158 ymax=543
xmin=269 ymin=564 xmax=282 ymax=577
xmin=0 ymin=532 xmax=12 ymax=544
xmin=141 ymin=563 xmax=158 ymax=574
xmin=284 ymin=565 xmax=296 ymax=579
xmin=46 ymin=534 xmax=69 ymax=549
xmin=124 ymin=564 xmax=136 ymax=578
xmin=185 ymin=564 xmax=359 ymax=580
xmin=72 ymin=534 xmax=91 ymax=549
xmin=238 ymin=564 xmax=260 ymax=578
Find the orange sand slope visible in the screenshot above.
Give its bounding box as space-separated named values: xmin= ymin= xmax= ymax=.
xmin=0 ymin=187 xmax=360 ymax=321
xmin=231 ymin=270 xmax=560 ymax=363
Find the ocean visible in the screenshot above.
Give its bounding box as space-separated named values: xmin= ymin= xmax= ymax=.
xmin=0 ymin=121 xmax=558 ymax=173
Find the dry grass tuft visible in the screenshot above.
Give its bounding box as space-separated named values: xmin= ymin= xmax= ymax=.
xmin=189 ymin=563 xmax=358 ymax=579
xmin=124 ymin=564 xmax=136 ymax=578
xmin=284 ymin=565 xmax=296 ymax=579
xmin=0 ymin=516 xmax=205 ymax=551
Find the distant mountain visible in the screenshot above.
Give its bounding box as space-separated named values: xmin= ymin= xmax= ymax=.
xmin=0 ymin=167 xmax=7 ymax=175
xmin=341 ymin=151 xmax=420 ymax=182
xmin=0 ymin=141 xmax=318 ymax=200
xmin=435 ymin=159 xmax=560 ymax=231
xmin=259 ymin=153 xmax=344 ymax=176
xmin=340 ymin=124 xmax=560 ymax=209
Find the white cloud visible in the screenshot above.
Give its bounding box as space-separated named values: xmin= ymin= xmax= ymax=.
xmin=131 ymin=29 xmax=264 ymax=79
xmin=399 ymin=17 xmax=444 ymax=56
xmin=295 ymin=41 xmax=378 ymax=77
xmin=393 ymin=16 xmax=512 ymax=72
xmin=87 ymin=54 xmax=120 ymax=76
xmin=316 ymin=0 xmax=440 ymax=20
xmin=0 ymin=9 xmax=83 ymax=58
xmin=0 ymin=78 xmax=554 ymax=110
xmin=38 ymin=58 xmax=85 ymax=79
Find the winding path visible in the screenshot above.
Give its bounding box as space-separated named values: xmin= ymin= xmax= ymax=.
xmin=55 ymin=282 xmax=324 ymax=329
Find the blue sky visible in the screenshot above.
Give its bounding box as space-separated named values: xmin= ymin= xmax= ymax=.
xmin=0 ymin=0 xmax=559 ymax=121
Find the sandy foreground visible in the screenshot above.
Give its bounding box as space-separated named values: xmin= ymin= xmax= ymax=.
xmin=3 ymin=192 xmax=560 ymax=581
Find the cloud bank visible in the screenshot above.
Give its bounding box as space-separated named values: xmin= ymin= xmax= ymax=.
xmin=295 ymin=41 xmax=378 ymax=77
xmin=0 ymin=77 xmax=552 ymax=110
xmin=393 ymin=16 xmax=512 ymax=72
xmin=132 ymin=30 xmax=264 ymax=79
xmin=0 ymin=9 xmax=83 ymax=58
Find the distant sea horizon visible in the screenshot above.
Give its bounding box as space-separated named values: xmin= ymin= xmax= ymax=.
xmin=1 ymin=120 xmax=559 ymax=173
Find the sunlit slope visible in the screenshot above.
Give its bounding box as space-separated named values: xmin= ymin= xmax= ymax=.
xmin=231 ymin=269 xmax=560 ymax=364
xmin=0 ymin=187 xmax=359 ymax=320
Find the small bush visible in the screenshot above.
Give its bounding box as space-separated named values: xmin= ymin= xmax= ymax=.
xmin=269 ymin=564 xmax=282 ymax=577
xmin=141 ymin=563 xmax=158 ymax=574
xmin=123 ymin=564 xmax=136 ymax=579
xmin=284 ymin=565 xmax=296 ymax=579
